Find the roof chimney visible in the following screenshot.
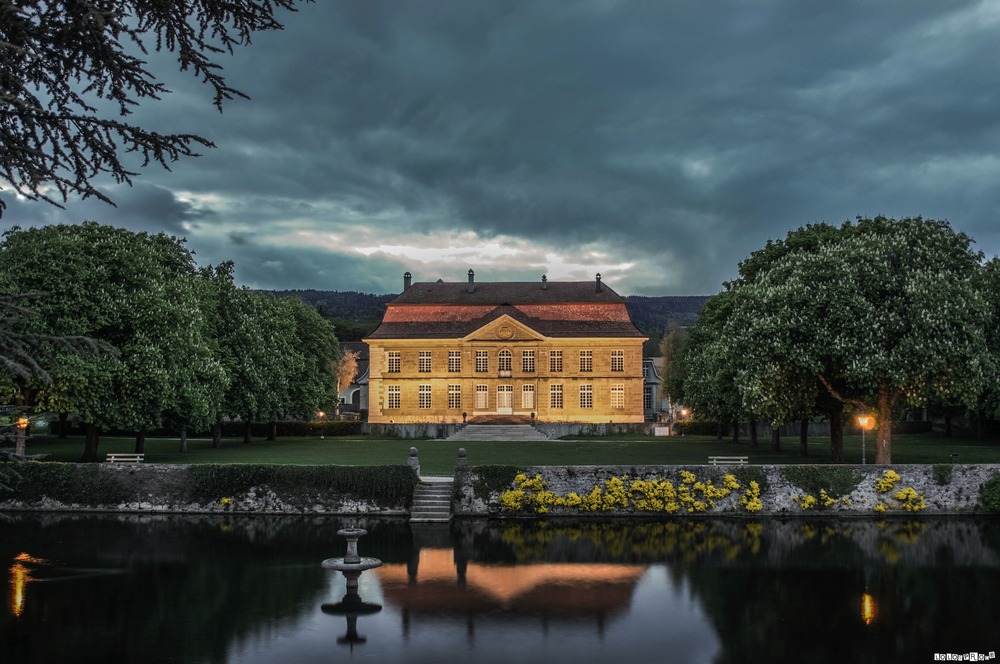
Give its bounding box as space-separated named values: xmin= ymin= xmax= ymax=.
xmin=595 ymin=273 xmax=603 ymax=293
xmin=403 ymin=271 xmax=412 ymax=290
xmin=467 ymin=268 xmax=475 ymax=294
xmin=541 ymin=274 xmax=548 ymax=290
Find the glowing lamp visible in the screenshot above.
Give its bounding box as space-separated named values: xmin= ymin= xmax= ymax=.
xmin=16 ymin=417 xmax=28 ymax=429
xmin=861 ymin=593 xmax=876 ymax=625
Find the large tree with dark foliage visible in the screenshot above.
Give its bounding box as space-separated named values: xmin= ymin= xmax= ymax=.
xmin=0 ymin=0 xmax=307 ymax=215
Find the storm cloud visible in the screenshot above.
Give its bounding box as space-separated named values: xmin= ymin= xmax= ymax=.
xmin=5 ymin=0 xmax=1000 ymax=295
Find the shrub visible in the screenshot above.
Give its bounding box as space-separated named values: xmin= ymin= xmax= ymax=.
xmin=981 ymin=473 xmax=1000 ymax=512
xmin=933 ymin=464 xmax=953 ymax=486
xmin=783 ymin=466 xmax=862 ymax=500
xmin=471 ymin=465 xmax=521 ymax=501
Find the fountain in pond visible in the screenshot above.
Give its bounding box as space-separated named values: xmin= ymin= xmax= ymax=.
xmin=321 ymin=528 xmax=383 ymax=649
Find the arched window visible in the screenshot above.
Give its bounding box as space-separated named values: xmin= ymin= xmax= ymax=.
xmin=498 ymin=349 xmax=512 ymax=372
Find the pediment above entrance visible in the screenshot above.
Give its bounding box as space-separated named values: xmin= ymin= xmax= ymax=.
xmin=463 ymin=313 xmax=545 ymax=343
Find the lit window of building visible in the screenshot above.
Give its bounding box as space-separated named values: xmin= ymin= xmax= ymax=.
xmin=550 ymin=350 xmax=563 ymax=373
xmin=522 ymin=384 xmax=535 ymax=409
xmin=550 ymin=384 xmax=563 ymax=409
xmin=611 ymin=383 xmax=624 ymax=409
xmin=387 ymin=351 xmax=401 ymax=373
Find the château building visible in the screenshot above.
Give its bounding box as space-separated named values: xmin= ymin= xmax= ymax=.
xmin=364 ymin=270 xmax=647 ymax=424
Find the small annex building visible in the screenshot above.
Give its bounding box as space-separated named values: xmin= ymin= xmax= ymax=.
xmin=364 ymin=270 xmax=647 ymax=424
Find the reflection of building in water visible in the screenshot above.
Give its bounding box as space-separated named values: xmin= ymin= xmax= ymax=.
xmin=375 ymin=548 xmax=646 ymax=622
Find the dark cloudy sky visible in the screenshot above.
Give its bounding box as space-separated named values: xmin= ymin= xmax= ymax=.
xmin=5 ymin=0 xmax=1000 ymax=295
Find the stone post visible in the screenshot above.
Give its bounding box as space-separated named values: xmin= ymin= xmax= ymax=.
xmin=454 ymin=448 xmax=468 ymax=474
xmin=407 ymin=447 xmax=420 ymax=477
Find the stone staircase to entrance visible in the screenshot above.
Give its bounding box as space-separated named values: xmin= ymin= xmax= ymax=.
xmin=410 ymin=477 xmax=453 ymax=523
xmin=446 ymin=424 xmax=550 ymax=441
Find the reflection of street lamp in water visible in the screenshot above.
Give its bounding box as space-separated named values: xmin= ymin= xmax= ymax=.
xmin=861 ymin=592 xmax=876 ymax=625
xmin=857 ymin=415 xmax=874 ymax=464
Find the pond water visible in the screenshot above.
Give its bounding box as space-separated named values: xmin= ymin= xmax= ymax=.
xmin=2 ymin=513 xmax=998 ymax=664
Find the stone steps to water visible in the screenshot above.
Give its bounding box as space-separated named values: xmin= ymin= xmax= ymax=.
xmin=410 ymin=477 xmax=453 ymax=523
xmin=446 ymin=424 xmax=550 ymax=442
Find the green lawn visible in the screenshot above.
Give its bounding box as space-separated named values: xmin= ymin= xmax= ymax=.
xmin=19 ymin=431 xmax=1000 ymax=475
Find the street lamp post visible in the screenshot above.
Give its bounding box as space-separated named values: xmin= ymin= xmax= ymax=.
xmin=857 ymin=415 xmax=872 ymax=465
xmin=15 ymin=416 xmax=29 ymax=457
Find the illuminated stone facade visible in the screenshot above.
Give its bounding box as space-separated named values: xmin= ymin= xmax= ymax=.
xmin=365 ymin=272 xmax=647 ymax=424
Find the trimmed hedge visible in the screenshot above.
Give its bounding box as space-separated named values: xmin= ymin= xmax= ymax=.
xmin=3 ymin=461 xmax=417 ymax=509
xmin=674 ymin=420 xmax=724 ymax=436
xmin=188 ymin=464 xmax=416 ymax=506
xmin=46 ymin=419 xmax=364 ymax=438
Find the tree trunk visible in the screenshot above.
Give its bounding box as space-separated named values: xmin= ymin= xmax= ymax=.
xmin=58 ymin=412 xmax=69 ymax=439
xmin=267 ymin=421 xmax=276 ymax=441
xmin=829 ymin=408 xmax=844 ymax=463
xmin=749 ymin=419 xmax=758 ymax=448
xmin=135 ymin=429 xmax=146 ymax=454
xmin=14 ymin=427 xmax=25 ymax=457
xmin=730 ymin=419 xmax=740 ymax=445
xmin=179 ymin=426 xmax=187 ymax=453
xmin=243 ymin=419 xmax=252 ymax=445
xmin=716 ymin=421 xmax=724 ymax=440
xmin=81 ymin=423 xmax=100 ymax=462
xmin=875 ymin=384 xmax=892 ymax=465
xmin=799 ymin=419 xmax=809 ymax=457
xmin=770 ymin=427 xmax=781 ymax=452
xmin=212 ymin=421 xmax=222 ymax=449
xmin=977 ymin=407 xmax=985 ymax=440
xmin=944 ymin=413 xmax=952 ymax=437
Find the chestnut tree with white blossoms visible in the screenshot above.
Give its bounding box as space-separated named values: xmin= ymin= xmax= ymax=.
xmin=729 ymin=216 xmax=990 ymax=464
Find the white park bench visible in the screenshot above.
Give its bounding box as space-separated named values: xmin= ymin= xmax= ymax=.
xmin=708 ymin=455 xmax=748 ymax=465
xmin=106 ymin=453 xmax=145 ymax=463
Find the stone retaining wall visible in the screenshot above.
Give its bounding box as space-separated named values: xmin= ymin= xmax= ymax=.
xmin=454 ymin=464 xmax=1000 ymax=516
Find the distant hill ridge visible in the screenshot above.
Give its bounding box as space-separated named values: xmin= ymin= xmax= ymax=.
xmin=263 ymin=289 xmax=707 ymax=328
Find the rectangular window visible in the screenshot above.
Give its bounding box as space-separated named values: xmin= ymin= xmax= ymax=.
xmin=386 ymin=385 xmax=401 ymax=409
xmin=418 ymin=351 xmax=432 ymax=373
xmin=448 ymin=350 xmax=461 ymax=372
xmin=611 ymin=350 xmax=624 ymax=372
xmin=644 ymin=387 xmax=653 ymax=411
xmin=579 ymin=350 xmax=593 ymax=373
xmin=475 ymin=384 xmax=489 ymax=409
xmin=522 ymin=384 xmax=535 ymax=409
xmin=549 ymin=350 xmax=563 ymax=373
xmin=418 ymin=384 xmax=432 ymax=409
xmin=550 ymin=384 xmax=563 ymax=409
xmin=521 ymin=350 xmax=535 ymax=373
xmin=580 ymin=384 xmax=593 ymax=409
xmin=387 ymin=351 xmax=401 ymax=373
xmin=448 ymin=384 xmax=462 ymax=409
xmin=611 ymin=383 xmax=625 ymax=409
xmin=475 ymin=350 xmax=488 ymax=372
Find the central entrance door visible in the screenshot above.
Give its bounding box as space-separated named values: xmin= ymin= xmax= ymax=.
xmin=496 ymin=385 xmax=513 ymax=414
